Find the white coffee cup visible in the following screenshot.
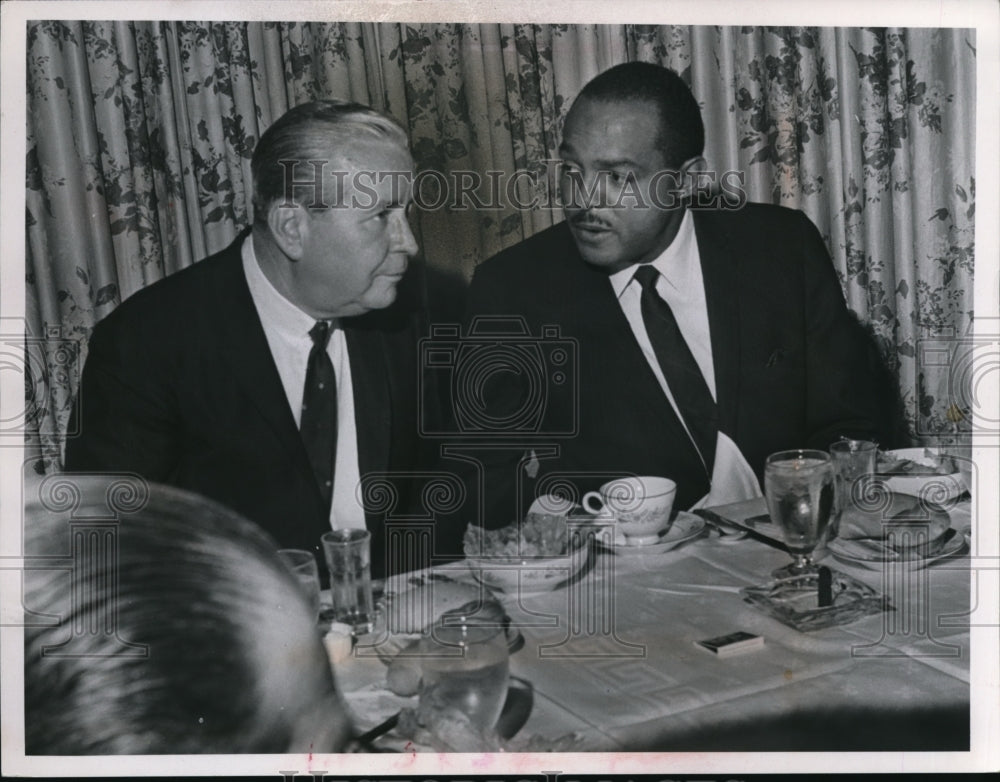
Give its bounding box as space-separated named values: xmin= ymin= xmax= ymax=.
xmin=582 ymin=476 xmax=678 ymax=546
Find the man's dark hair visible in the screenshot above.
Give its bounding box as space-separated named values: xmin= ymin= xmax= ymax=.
xmin=23 ymin=476 xmax=350 ymax=754
xmin=250 ymin=99 xmax=410 ymax=225
xmin=576 ymin=61 xmax=705 ymax=169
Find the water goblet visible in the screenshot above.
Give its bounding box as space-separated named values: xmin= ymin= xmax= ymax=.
xmin=418 ymin=610 xmax=511 ymax=737
xmin=764 ymin=449 xmax=836 ymax=579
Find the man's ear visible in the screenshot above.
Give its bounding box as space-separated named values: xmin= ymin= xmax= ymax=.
xmin=267 ymin=201 xmax=308 ymax=260
xmin=676 ymin=156 xmax=709 ymax=201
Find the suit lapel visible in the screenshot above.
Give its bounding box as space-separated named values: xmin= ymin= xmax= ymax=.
xmin=209 ymin=242 xmax=318 ymax=491
xmin=693 ymin=210 xmax=741 ymax=437
xmin=572 ymin=248 xmax=693 ymax=439
xmin=211 ymin=238 xmax=404 ymax=528
xmin=345 ymin=325 xmax=392 ymax=505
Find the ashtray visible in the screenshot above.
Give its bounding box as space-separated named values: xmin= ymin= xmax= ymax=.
xmin=741 ymin=570 xmax=891 ymax=632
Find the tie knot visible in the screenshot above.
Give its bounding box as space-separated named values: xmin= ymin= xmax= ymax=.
xmin=633 ymin=264 xmax=660 ymax=291
xmin=309 ymin=320 xmax=332 ymax=350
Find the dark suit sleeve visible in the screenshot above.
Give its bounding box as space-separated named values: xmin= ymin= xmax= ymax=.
xmin=63 ymin=314 xmax=181 ymax=480
xmin=798 ymin=210 xmax=882 ymax=449
xmin=436 ymin=260 xmax=540 ymax=530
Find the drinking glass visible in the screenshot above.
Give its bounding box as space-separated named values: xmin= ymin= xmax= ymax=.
xmin=276 ymin=549 xmax=322 ymax=620
xmin=764 ymin=449 xmax=836 ymax=579
xmin=828 ymin=439 xmax=878 ymax=541
xmin=321 ymin=529 xmax=375 ymax=634
xmin=419 ymin=612 xmax=510 ymax=734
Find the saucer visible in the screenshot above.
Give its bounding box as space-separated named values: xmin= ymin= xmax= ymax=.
xmin=603 ymin=512 xmax=705 ymax=556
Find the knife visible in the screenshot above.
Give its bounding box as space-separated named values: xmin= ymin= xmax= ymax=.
xmin=693 ymin=508 xmax=790 ymax=553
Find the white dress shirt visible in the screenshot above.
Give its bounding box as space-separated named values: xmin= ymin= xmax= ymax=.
xmin=242 ymin=237 xmax=366 ymax=530
xmin=608 ymin=210 xmax=762 ymax=508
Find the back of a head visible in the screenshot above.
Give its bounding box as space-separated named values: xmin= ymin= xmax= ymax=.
xmin=251 ymin=99 xmax=411 ymax=224
xmin=23 ymin=475 xmax=351 ymax=754
xmin=575 ymin=61 xmax=705 ymax=168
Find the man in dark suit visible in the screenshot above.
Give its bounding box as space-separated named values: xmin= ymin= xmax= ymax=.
xmin=460 ymin=63 xmax=881 ymax=523
xmin=64 ymin=100 xmax=438 ymax=579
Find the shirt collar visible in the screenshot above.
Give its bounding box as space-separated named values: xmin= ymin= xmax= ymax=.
xmin=242 ymin=235 xmax=334 ymax=340
xmin=609 ymin=209 xmax=697 ymax=299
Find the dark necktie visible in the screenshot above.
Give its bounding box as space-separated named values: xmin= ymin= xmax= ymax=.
xmin=301 ymin=321 xmax=338 ymax=513
xmin=633 ymin=264 xmax=717 ymax=475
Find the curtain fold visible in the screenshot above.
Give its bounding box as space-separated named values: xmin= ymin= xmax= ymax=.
xmin=24 ymin=21 xmax=976 ymax=473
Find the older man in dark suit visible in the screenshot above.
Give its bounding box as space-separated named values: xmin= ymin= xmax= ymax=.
xmin=460 ymin=62 xmax=882 ymax=525
xmin=65 ymin=100 xmax=439 ymax=578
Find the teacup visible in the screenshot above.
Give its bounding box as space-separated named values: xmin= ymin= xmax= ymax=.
xmin=582 ymin=476 xmax=677 ymax=546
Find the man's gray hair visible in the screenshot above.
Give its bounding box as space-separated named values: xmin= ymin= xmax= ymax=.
xmin=250 ymin=99 xmax=410 ymax=223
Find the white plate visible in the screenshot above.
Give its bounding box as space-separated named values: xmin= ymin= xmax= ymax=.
xmin=827 ymin=529 xmax=966 ymax=570
xmin=877 ymin=448 xmax=967 ymax=501
xmin=603 ymin=512 xmax=706 ymax=556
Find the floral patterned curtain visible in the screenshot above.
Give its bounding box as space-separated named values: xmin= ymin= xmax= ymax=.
xmin=25 ymin=22 xmax=976 ymax=474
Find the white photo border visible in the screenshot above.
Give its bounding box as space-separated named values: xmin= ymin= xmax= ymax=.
xmin=2 ymin=0 xmax=998 ymax=776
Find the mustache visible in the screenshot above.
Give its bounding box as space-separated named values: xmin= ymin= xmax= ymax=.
xmin=569 ymin=213 xmax=613 ymax=230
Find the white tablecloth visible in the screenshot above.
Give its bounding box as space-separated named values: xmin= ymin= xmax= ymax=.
xmin=337 ymin=500 xmax=971 ymax=751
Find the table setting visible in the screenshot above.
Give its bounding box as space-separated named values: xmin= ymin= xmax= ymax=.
xmin=276 ymin=439 xmax=973 ymax=753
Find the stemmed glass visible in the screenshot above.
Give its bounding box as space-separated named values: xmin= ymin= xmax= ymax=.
xmin=764 ymin=449 xmax=836 ymax=579
xmin=418 ymin=609 xmax=511 ymax=736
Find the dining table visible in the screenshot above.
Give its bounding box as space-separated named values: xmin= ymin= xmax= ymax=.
xmin=333 ymin=494 xmax=976 ymax=755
